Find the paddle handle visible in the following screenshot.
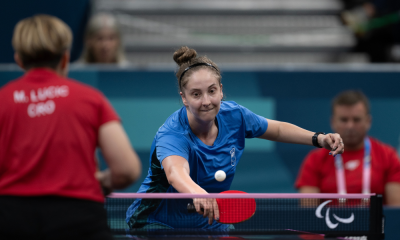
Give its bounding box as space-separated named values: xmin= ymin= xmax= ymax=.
xmin=187 ymin=203 xmax=204 ymax=213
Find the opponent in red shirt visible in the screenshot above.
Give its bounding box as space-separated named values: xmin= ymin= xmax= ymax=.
xmin=0 ymin=15 xmax=141 ymax=239
xmin=296 ymin=90 xmax=400 ymax=205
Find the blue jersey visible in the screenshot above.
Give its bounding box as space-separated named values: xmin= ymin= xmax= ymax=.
xmin=126 ymin=101 xmax=268 ymax=229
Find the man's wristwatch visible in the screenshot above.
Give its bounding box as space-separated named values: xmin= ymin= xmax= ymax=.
xmin=312 ymin=132 xmax=325 ymax=148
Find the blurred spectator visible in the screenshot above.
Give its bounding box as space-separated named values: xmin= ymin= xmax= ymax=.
xmin=341 ymin=0 xmax=400 ymax=62
xmin=296 ymin=90 xmax=400 ymax=206
xmin=80 ymin=13 xmax=128 ymax=65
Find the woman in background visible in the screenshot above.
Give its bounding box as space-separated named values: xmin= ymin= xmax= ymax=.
xmin=80 ymin=13 xmax=128 ymax=65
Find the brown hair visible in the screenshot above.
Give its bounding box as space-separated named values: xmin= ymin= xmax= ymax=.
xmin=332 ymin=90 xmax=370 ymax=114
xmin=12 ymin=14 xmax=72 ymax=69
xmin=173 ymin=46 xmax=221 ymax=92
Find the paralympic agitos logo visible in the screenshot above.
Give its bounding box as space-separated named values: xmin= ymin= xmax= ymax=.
xmin=315 ymin=200 xmax=355 ymax=229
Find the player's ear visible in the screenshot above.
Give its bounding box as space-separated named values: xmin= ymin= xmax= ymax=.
xmin=180 ymin=92 xmax=188 ymax=106
xmin=59 ymin=50 xmax=70 ymax=77
xmin=14 ymin=53 xmax=25 ymax=70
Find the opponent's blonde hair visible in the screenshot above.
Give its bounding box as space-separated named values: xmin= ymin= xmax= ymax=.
xmin=12 ymin=14 xmax=72 ymax=69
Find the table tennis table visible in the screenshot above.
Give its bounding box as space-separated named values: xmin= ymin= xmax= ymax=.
xmin=105 ymin=193 xmax=384 ymax=240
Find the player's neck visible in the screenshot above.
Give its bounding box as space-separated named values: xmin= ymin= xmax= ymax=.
xmin=191 ymin=121 xmax=217 ymax=139
xmin=187 ymin=114 xmax=218 ymax=145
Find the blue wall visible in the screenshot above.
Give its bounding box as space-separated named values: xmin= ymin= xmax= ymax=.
xmin=1 ymin=65 xmax=400 ymax=194
xmin=0 ymin=0 xmax=90 ymax=63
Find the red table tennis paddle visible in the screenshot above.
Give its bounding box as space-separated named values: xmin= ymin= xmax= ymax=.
xmin=187 ymin=190 xmax=256 ymax=224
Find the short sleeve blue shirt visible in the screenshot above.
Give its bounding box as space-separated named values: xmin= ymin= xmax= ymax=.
xmin=126 ymin=101 xmax=268 ymax=229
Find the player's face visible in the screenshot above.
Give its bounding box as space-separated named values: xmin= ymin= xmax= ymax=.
xmin=89 ymin=27 xmax=119 ymax=63
xmin=181 ymin=69 xmax=223 ymax=124
xmin=331 ymin=102 xmax=371 ymax=148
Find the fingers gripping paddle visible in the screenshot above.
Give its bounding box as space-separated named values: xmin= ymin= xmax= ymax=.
xmin=187 ymin=190 xmax=256 ymax=224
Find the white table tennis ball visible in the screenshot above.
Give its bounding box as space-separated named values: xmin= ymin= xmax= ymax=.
xmin=215 ymin=170 xmax=226 ymax=182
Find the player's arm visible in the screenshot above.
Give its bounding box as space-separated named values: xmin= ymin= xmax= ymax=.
xmin=97 ymin=121 xmax=141 ymax=190
xmin=258 ymin=119 xmax=343 ymax=156
xmin=162 ymin=156 xmax=219 ymax=224
xmin=385 ymin=183 xmax=400 ymax=206
xmin=162 ymin=155 xmax=205 ymax=194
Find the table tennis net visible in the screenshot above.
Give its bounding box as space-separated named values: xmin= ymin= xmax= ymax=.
xmin=105 ymin=193 xmax=383 ymax=239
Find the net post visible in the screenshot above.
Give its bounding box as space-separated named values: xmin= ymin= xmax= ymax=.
xmin=369 ymin=195 xmax=384 ymax=240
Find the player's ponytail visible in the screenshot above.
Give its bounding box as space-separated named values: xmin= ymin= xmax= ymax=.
xmin=173 ymin=46 xmax=221 ymax=93
xmin=173 ymin=46 xmax=197 ymax=66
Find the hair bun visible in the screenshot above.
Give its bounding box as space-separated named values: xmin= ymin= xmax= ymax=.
xmin=173 ymin=46 xmax=197 ymax=66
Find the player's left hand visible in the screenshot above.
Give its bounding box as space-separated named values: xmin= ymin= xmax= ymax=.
xmin=318 ymin=133 xmax=344 ymax=156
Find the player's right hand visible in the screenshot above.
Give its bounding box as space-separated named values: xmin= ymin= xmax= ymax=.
xmin=95 ymin=169 xmax=113 ymax=196
xmin=193 ymin=198 xmax=220 ymax=225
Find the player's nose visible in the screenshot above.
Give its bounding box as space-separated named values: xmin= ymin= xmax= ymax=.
xmin=202 ymin=94 xmax=211 ymax=106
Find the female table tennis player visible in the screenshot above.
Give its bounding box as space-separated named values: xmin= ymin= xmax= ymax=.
xmin=0 ymin=15 xmax=141 ymax=239
xmin=126 ymin=46 xmax=344 ymax=230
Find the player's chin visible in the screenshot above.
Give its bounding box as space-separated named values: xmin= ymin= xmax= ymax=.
xmin=198 ymin=111 xmax=218 ymax=121
xmin=199 ymin=116 xmax=216 ymax=123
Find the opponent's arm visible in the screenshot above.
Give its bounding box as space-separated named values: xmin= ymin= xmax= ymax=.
xmin=385 ymin=182 xmax=400 ymax=206
xmin=258 ymin=119 xmax=344 ymax=156
xmin=98 ymin=121 xmax=142 ymax=190
xmin=162 ymin=156 xmax=219 ymax=224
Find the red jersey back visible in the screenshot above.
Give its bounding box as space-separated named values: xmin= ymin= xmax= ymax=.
xmin=0 ymin=68 xmax=119 ymax=203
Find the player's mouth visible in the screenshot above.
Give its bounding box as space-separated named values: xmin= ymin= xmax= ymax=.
xmin=200 ymin=108 xmax=214 ymax=112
